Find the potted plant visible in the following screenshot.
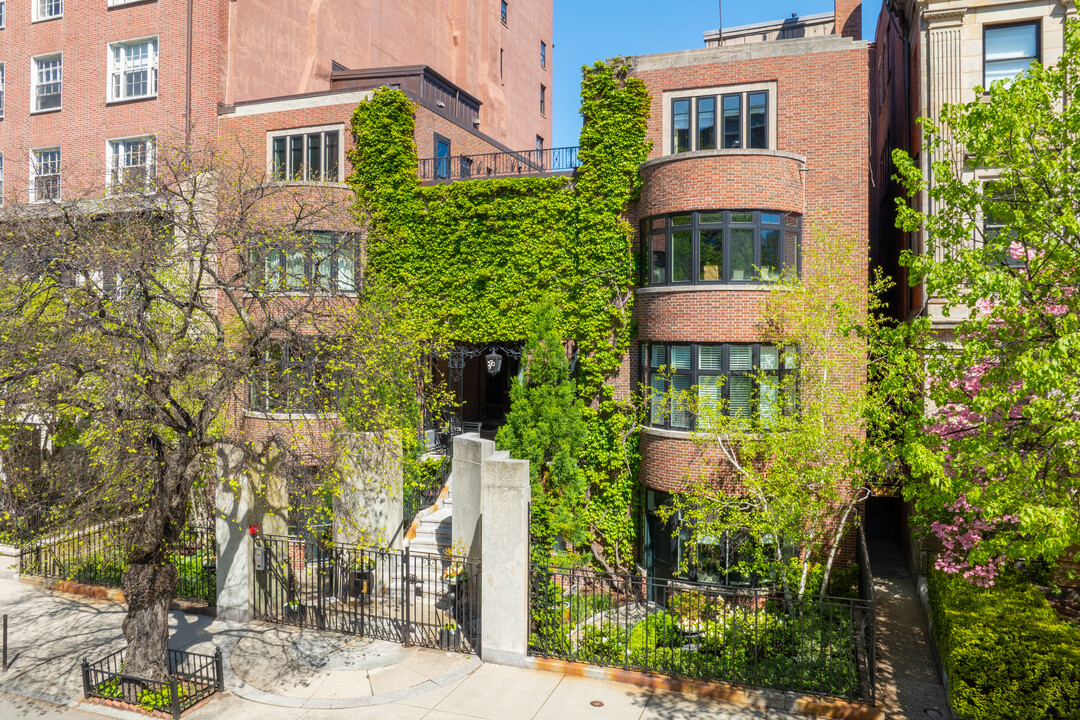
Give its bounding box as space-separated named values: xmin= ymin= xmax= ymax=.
xmin=353 ymin=555 xmax=376 ymax=598
xmin=439 ymin=621 xmax=460 ymax=647
xmin=284 ymin=597 xmax=304 ymax=623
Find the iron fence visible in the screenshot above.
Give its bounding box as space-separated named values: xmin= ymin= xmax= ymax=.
xmin=418 ymin=146 xmax=580 ymax=181
xmin=82 ymin=647 xmax=223 ymax=719
xmin=254 ymin=534 xmax=480 ymax=654
xmin=529 ymin=565 xmax=876 ymax=704
xmin=404 ymin=447 xmax=453 ymax=530
xmin=20 ymin=524 xmax=216 ymax=605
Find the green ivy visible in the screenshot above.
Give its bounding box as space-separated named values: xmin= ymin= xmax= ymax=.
xmin=348 ymin=61 xmax=651 ymax=566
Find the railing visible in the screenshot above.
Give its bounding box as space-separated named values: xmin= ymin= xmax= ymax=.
xmin=404 ymin=445 xmax=453 ymax=530
xmin=529 ymin=565 xmax=877 ymax=703
xmin=418 ymin=146 xmax=580 ymax=181
xmin=82 ymin=647 xmax=223 ymax=719
xmin=254 ymin=535 xmax=480 ymax=654
xmin=21 ymin=524 xmax=216 ymax=605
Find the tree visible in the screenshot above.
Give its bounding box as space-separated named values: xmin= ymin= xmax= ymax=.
xmin=496 ymin=301 xmax=588 ymax=559
xmin=0 ymin=139 xmax=437 ymax=679
xmin=892 ymin=20 xmax=1080 ymax=585
xmin=655 ymin=223 xmax=892 ymax=599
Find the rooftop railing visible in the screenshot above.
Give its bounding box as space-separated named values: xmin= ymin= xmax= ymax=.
xmin=418 ymin=146 xmax=580 ymax=182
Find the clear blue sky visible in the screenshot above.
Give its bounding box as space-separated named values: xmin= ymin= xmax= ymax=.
xmin=551 ymin=0 xmax=884 ymax=147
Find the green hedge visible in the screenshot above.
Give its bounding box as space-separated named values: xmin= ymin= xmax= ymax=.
xmin=928 ymin=570 xmax=1080 ymax=720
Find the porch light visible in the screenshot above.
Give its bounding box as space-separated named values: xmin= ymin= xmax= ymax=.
xmin=485 ymin=350 xmax=503 ymax=376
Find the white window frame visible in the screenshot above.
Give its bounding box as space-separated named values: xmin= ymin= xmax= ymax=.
xmin=107 ymin=136 xmax=155 ymax=194
xmin=30 ymin=147 xmax=61 ymax=204
xmin=108 ymin=0 xmax=145 ymax=6
xmin=266 ymin=124 xmax=345 ymax=184
xmin=31 ymin=53 xmax=62 ymax=114
xmin=32 ymin=0 xmax=62 ymax=22
xmin=108 ymin=37 xmax=158 ymax=103
xmin=0 ymin=63 xmax=5 ymax=119
xmin=0 ymin=154 xmax=5 ymax=207
xmin=1 ymin=2 xmax=6 ymax=30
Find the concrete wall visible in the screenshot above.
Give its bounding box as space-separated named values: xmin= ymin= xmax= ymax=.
xmin=451 ymin=432 xmax=493 ymax=562
xmin=333 ymin=432 xmax=403 ymax=550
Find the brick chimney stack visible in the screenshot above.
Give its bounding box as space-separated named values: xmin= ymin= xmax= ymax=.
xmin=835 ymin=0 xmax=862 ymax=39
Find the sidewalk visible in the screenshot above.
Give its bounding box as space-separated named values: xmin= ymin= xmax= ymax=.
xmin=0 ymin=578 xmax=813 ymax=719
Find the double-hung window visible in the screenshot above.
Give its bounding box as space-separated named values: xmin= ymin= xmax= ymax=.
xmin=644 ymin=342 xmax=796 ymax=431
xmin=108 ymin=137 xmax=154 ymax=193
xmin=32 ymin=54 xmax=62 ymax=112
xmin=33 ymin=0 xmax=61 ymax=21
xmin=0 ymin=155 xmax=5 ymax=206
xmin=541 ymin=41 xmax=547 ymax=68
xmin=671 ymin=89 xmax=770 ymax=153
xmin=270 ymin=129 xmax=340 ymax=182
xmin=258 ymin=232 xmax=356 ymax=293
xmin=109 ymin=38 xmax=158 ymax=102
xmin=540 ymin=84 xmax=546 ymax=116
xmin=433 ymin=134 xmax=451 ymax=180
xmin=984 ymin=22 xmax=1039 ymax=86
xmin=31 ymin=147 xmax=61 ymax=202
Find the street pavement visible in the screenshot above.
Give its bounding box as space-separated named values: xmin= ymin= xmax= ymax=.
xmin=0 ymin=578 xmax=811 ymax=719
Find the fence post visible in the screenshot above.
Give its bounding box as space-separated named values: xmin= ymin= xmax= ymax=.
xmin=170 ymin=674 xmax=181 ymax=720
xmin=214 ymin=647 xmax=224 ymax=692
xmin=402 ymin=547 xmax=411 ymax=647
xmin=81 ymin=659 xmax=91 ymax=698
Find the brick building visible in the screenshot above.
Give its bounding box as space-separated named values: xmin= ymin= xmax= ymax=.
xmin=625 ymin=0 xmax=871 ymax=581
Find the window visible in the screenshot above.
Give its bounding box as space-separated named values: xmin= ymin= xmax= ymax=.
xmin=32 ymin=54 xmax=62 ymax=112
xmin=641 ymin=210 xmax=799 ymax=286
xmin=500 ymin=0 xmax=507 ymax=25
xmin=257 ymin=232 xmax=356 ymax=294
xmin=251 ymin=341 xmax=334 ymax=413
xmin=434 ymin=134 xmax=451 ymax=180
xmin=541 ymin=41 xmax=547 ymax=68
xmin=0 ymin=63 xmax=4 ymax=118
xmin=671 ymin=89 xmax=771 ymax=153
xmin=536 ymin=135 xmax=544 ymax=151
xmin=747 ymin=92 xmax=768 ymax=149
xmin=109 ymin=38 xmax=158 ymax=102
xmin=500 ymin=49 xmax=504 ymax=80
xmin=270 ymin=129 xmax=340 ymax=182
xmin=672 ymin=98 xmax=691 ymax=154
xmin=31 ymin=148 xmax=61 ymax=202
xmin=644 ymin=342 xmax=796 ymax=431
xmin=0 ymin=155 xmax=4 ymax=206
xmin=985 ymin=22 xmax=1039 ymax=86
xmin=696 ymin=97 xmax=715 ymax=151
xmin=33 ymin=0 xmax=61 ymax=21
xmin=108 ymin=137 xmax=154 ymax=193
xmin=540 ymin=84 xmax=546 ymax=116
xmin=722 ymin=94 xmax=741 ymax=148
xmin=0 ymin=2 xmax=5 ymax=29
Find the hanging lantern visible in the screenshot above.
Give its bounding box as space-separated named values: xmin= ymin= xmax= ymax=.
xmin=484 ymin=350 xmax=503 ymax=376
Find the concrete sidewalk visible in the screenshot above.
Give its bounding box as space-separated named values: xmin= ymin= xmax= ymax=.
xmin=0 ymin=578 xmax=812 ymax=719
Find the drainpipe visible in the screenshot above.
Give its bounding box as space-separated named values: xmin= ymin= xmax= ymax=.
xmin=186 ymin=0 xmax=193 ymax=146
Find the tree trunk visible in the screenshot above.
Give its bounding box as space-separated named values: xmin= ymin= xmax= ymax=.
xmin=121 ymin=561 xmax=179 ymax=682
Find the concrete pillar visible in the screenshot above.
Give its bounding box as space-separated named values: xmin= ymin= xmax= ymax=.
xmin=215 ymin=445 xmax=254 ymax=623
xmin=333 ymin=432 xmax=403 ymax=551
xmin=480 ymin=449 xmax=531 ymax=667
xmin=451 ymin=433 xmax=493 ymax=562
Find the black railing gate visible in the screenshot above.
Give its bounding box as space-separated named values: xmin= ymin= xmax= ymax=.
xmin=254 ymin=535 xmax=480 ymax=655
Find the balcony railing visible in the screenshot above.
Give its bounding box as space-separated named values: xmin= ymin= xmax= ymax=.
xmin=418 ymin=146 xmax=580 ymax=182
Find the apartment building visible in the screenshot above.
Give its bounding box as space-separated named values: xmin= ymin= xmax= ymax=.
xmin=0 ymin=0 xmax=552 ymax=203
xmin=625 ymin=0 xmax=871 ymax=581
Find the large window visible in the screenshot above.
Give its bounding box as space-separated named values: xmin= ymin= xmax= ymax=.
xmin=32 ymin=54 xmax=62 ymax=112
xmin=672 ymin=90 xmax=769 ymax=153
xmin=641 ymin=210 xmax=799 ymax=287
xmin=643 ymin=342 xmax=796 ymax=431
xmin=34 ymin=0 xmax=61 ymax=21
xmin=256 ymin=232 xmax=356 ymax=293
xmin=108 ymin=136 xmax=154 ymax=193
xmin=270 ymin=129 xmax=340 ymax=182
xmin=109 ymin=37 xmax=158 ymax=102
xmin=251 ymin=340 xmax=333 ymax=413
xmin=984 ymin=21 xmax=1039 ymax=86
xmin=31 ymin=147 xmax=61 ymax=202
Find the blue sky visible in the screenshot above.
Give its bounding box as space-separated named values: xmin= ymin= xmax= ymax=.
xmin=550 ymin=0 xmax=884 ymax=147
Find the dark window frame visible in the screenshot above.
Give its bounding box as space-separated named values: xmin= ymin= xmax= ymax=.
xmin=540 ymin=84 xmax=546 ymax=116
xmin=255 ymin=231 xmax=358 ymax=294
xmin=251 ymin=339 xmax=335 ymax=413
xmin=747 ymin=91 xmax=768 ymax=150
xmin=434 ymin=133 xmax=452 ymax=180
xmin=721 ymin=93 xmax=742 ymax=149
xmin=671 ymin=97 xmax=692 ymax=154
xmin=696 ymin=95 xmax=717 ymax=151
xmin=983 ymin=19 xmax=1041 ymax=88
xmin=540 ymin=41 xmax=547 ymax=68
xmin=270 ymin=129 xmax=340 ymax=182
xmin=500 ymin=0 xmax=507 ymax=25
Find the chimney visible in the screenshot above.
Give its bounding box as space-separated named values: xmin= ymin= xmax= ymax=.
xmin=834 ymin=0 xmax=862 ymax=40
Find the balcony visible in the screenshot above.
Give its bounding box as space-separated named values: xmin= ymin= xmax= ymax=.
xmin=418 ymin=146 xmax=580 ymax=183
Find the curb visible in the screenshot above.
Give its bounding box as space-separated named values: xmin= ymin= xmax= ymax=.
xmin=524 ymin=657 xmax=885 ymax=720
xmin=916 ymin=575 xmax=956 ymax=720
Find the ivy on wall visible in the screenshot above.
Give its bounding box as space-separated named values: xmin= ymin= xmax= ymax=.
xmin=348 ymin=62 xmax=651 ymax=568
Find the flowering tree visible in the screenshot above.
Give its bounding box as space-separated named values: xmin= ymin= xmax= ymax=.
xmin=893 ymin=20 xmax=1080 ymax=584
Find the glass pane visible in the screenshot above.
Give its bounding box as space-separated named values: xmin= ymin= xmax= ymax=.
xmin=723 ymin=95 xmax=741 ymax=148
xmin=760 ymin=212 xmax=781 ymax=225
xmin=671 ymin=375 xmax=692 ymax=428
xmin=289 ymin=136 xmax=303 ymax=180
xmin=673 ymin=99 xmax=691 ymax=153
xmin=699 ymin=212 xmax=725 ymax=224
xmin=337 ymin=249 xmax=355 ymax=291
xmin=760 ymin=376 xmax=779 ymax=427
xmin=785 ymin=229 xmax=799 ymax=272
xmin=698 ymin=345 xmax=723 ymax=370
xmin=286 ymin=249 xmax=306 ymax=290
xmin=324 ymin=132 xmax=339 ymax=181
xmin=312 ymin=246 xmax=331 ymax=289
xmin=272 ymin=138 xmax=287 ymax=180
xmin=985 ymin=24 xmax=1037 ymax=61
xmin=786 ymin=213 xmax=799 ymax=227
xmin=650 ymin=374 xmax=666 ymax=425
xmin=650 ymin=217 xmax=667 ymax=230
xmin=265 ymin=249 xmax=283 ymax=291
xmin=650 ymin=345 xmax=667 ymax=368
xmin=729 ymin=376 xmax=752 ymax=419
xmin=760 ymin=346 xmax=779 ymax=370
xmin=307 ymin=134 xmax=322 ymax=181
xmin=672 ymin=230 xmax=692 ymax=282
xmin=760 ymin=228 xmax=780 ymax=280
xmin=672 ymin=214 xmax=692 ymax=226
xmin=698 ymin=228 xmax=722 ymax=282
xmin=697 ymin=376 xmax=721 ymax=430
xmin=985 ymin=58 xmax=1034 ymax=83
xmin=697 ymin=97 xmax=716 ymax=151
xmin=730 ymin=228 xmax=754 ymax=281
xmin=729 ymin=345 xmax=752 ymax=371
xmin=730 ymin=211 xmax=753 ymax=223
xmin=650 ymin=233 xmax=667 ymax=285
xmin=783 ymin=348 xmax=799 ymax=369
xmin=748 ymin=92 xmax=767 ymax=149
xmin=670 ymin=345 xmax=691 ymax=370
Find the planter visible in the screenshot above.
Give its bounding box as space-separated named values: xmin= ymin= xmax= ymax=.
xmin=351 ymin=569 xmax=374 ymax=599
xmin=445 ymin=577 xmax=469 ymax=623
xmin=283 ymin=604 xmax=305 ymax=624
xmin=439 ymin=628 xmax=461 ymax=647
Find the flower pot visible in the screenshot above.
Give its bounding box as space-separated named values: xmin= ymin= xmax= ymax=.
xmin=439 ymin=628 xmax=461 ymax=647
xmin=283 ymin=603 xmax=305 ymax=624
xmin=352 ymin=569 xmax=374 ymax=598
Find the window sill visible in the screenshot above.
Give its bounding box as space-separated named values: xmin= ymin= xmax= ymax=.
xmin=641 ymin=426 xmax=695 ymax=440
xmin=635 ymin=283 xmax=778 ymax=295
xmin=642 ymin=147 xmax=807 ymax=170
xmin=108 ymin=0 xmax=158 ymax=9
xmin=30 ymin=107 xmax=62 ymax=116
xmin=31 ymin=15 xmax=63 ymax=24
xmin=243 ymin=410 xmax=339 ymax=421
xmin=107 ymin=95 xmax=158 ymax=107
xmin=243 ymin=290 xmax=358 ymax=298
xmin=264 ymin=180 xmax=350 ymax=190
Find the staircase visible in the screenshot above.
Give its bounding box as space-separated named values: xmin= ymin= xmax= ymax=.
xmin=405 ymin=475 xmax=453 ymax=558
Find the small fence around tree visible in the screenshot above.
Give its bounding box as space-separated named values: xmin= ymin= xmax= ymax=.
xmin=20 ymin=523 xmax=216 ymax=605
xmin=82 ymin=647 xmax=223 ymax=719
xmin=529 ymin=565 xmax=876 ymax=703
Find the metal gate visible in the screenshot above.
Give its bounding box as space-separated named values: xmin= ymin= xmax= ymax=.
xmin=254 ymin=535 xmax=480 ymax=654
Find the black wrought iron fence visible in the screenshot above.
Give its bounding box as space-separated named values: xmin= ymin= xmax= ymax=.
xmin=418 ymin=146 xmax=580 ymax=181
xmin=254 ymin=534 xmax=480 ymax=654
xmin=82 ymin=647 xmax=223 ymax=719
xmin=529 ymin=565 xmax=876 ymax=704
xmin=20 ymin=524 xmax=216 ymax=605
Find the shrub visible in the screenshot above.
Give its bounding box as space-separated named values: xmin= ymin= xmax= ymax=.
xmin=626 ymin=612 xmax=681 ymax=666
xmin=529 ymin=578 xmax=571 ymax=655
xmin=929 ymin=569 xmax=1080 ymax=720
xmin=578 ymin=622 xmax=628 ymax=665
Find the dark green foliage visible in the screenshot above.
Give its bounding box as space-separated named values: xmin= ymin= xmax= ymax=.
xmin=497 ymin=302 xmax=587 ymax=553
xmin=929 ymin=570 xmax=1080 ymax=720
xmin=579 ymin=623 xmax=629 ymax=665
